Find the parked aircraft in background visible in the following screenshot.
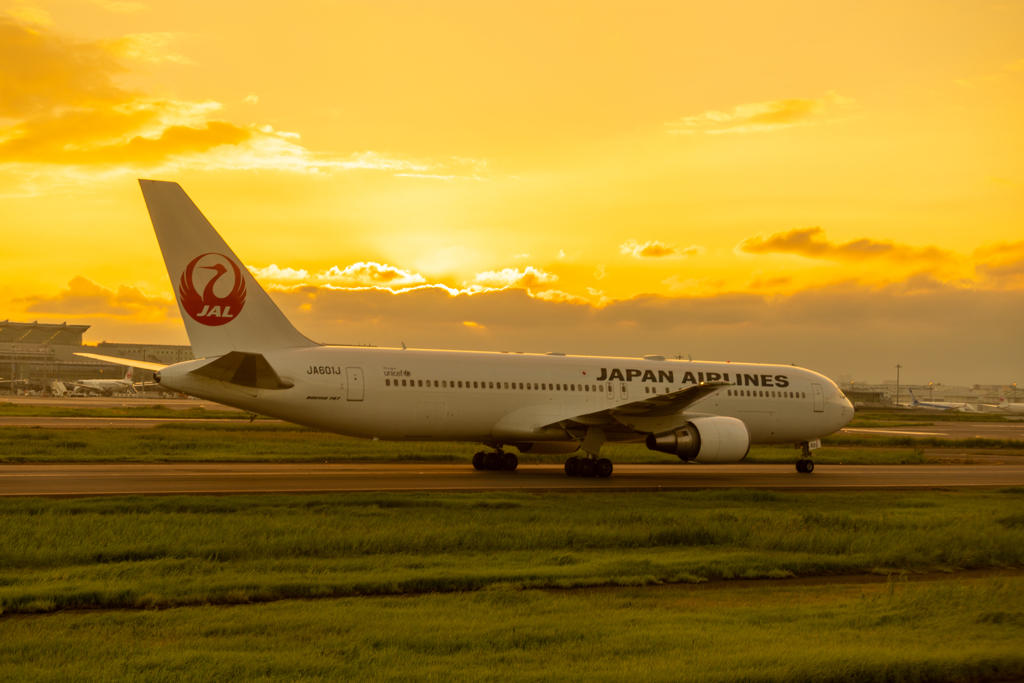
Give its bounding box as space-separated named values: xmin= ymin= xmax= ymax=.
xmin=907 ymin=388 xmax=975 ymax=412
xmin=982 ymin=396 xmax=1024 ymax=415
xmin=69 ymin=367 xmax=136 ymax=396
xmin=76 ymin=180 xmax=854 ymax=477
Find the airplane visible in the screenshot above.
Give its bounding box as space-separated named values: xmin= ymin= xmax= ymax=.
xmin=76 ymin=180 xmax=854 ymax=477
xmin=981 ymin=396 xmax=1024 ymax=415
xmin=69 ymin=366 xmax=137 ymax=396
xmin=906 ymin=388 xmax=975 ymax=412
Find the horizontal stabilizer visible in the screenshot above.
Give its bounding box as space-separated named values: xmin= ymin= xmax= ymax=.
xmin=189 ymin=352 xmax=293 ymax=390
xmin=74 ymin=353 xmax=167 ymax=371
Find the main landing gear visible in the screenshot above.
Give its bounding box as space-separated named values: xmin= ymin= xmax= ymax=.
xmin=796 ymin=441 xmax=815 ymax=474
xmin=564 ymin=455 xmax=613 ymax=478
xmin=472 ymin=450 xmax=518 ymax=471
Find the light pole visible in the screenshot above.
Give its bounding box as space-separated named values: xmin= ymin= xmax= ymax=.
xmin=895 ymin=364 xmax=902 ymax=408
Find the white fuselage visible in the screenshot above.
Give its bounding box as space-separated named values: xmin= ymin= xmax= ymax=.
xmin=158 ymin=347 xmax=853 ymax=447
xmin=75 ymin=378 xmax=134 ymax=395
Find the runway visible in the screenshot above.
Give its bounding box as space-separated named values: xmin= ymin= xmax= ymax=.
xmin=840 ymin=422 xmax=1024 ymax=440
xmin=0 ymin=416 xmax=263 ymax=428
xmin=2 ymin=462 xmax=1022 ymax=497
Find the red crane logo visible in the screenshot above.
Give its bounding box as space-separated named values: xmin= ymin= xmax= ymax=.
xmin=179 ymin=253 xmax=247 ymax=326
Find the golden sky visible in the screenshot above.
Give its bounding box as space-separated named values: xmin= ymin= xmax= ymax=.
xmin=1 ymin=0 xmax=1022 ymax=383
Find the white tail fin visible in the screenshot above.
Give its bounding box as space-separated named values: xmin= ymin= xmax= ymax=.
xmin=125 ymin=367 xmax=134 ymax=382
xmin=139 ymin=180 xmax=317 ymax=359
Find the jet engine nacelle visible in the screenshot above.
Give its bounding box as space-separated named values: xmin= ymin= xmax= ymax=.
xmin=645 ymin=416 xmax=750 ymax=463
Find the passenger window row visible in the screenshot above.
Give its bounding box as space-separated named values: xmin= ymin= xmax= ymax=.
xmin=385 ymin=379 xmax=602 ymax=392
xmin=727 ymin=389 xmax=807 ymax=399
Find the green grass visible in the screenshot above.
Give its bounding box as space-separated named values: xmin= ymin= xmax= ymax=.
xmin=0 ymin=402 xmax=253 ymax=419
xmin=2 ymin=576 xmax=1023 ymax=682
xmin=0 ymin=424 xmax=926 ymax=464
xmin=1 ymin=489 xmax=1022 ymax=615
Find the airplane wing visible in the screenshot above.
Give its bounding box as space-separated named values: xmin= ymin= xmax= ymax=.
xmin=74 ymin=353 xmax=168 ymax=371
xmin=492 ymin=381 xmax=732 ymax=441
xmin=545 ymin=381 xmax=731 ymax=433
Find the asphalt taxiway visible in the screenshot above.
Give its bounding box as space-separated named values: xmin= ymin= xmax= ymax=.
xmin=0 ymin=416 xmax=263 ymax=428
xmin=1 ymin=462 xmax=1021 ymax=497
xmin=840 ymin=422 xmax=1024 ymax=440
xmin=0 ymin=396 xmax=240 ymax=411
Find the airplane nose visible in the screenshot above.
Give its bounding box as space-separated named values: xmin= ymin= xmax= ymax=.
xmin=840 ymin=397 xmax=854 ymax=427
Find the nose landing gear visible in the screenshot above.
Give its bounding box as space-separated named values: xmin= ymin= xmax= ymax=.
xmin=796 ymin=441 xmax=815 ymax=474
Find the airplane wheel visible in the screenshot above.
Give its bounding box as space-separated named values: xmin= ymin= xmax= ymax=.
xmin=578 ymin=458 xmax=597 ymax=478
xmin=484 ymin=452 xmax=504 ymax=471
xmin=472 ymin=452 xmax=486 ymax=470
xmin=503 ymin=452 xmax=519 ymax=471
xmin=796 ymin=459 xmax=806 ymax=473
xmin=596 ymin=458 xmax=613 ymax=478
xmin=564 ymin=456 xmax=580 ymax=477
xmin=804 ymin=460 xmax=814 ymax=474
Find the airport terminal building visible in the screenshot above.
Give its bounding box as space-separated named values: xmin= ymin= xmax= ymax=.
xmin=1 ymin=320 xmax=193 ymax=394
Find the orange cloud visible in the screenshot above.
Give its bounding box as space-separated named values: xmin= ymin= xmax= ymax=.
xmin=473 ymin=267 xmax=557 ymax=288
xmin=0 ymin=18 xmax=471 ymax=176
xmin=620 ymin=240 xmax=704 ymax=258
xmin=100 ymin=33 xmax=192 ymax=64
xmin=318 ymin=262 xmax=428 ymax=287
xmin=0 ymin=18 xmax=127 ymax=119
xmin=250 ymin=262 xmax=428 ymax=288
xmin=17 ymin=276 xmax=174 ymax=321
xmin=974 ymin=241 xmax=1024 ymax=288
xmin=737 ymin=227 xmax=950 ymax=262
xmin=667 ymin=92 xmax=852 ymax=135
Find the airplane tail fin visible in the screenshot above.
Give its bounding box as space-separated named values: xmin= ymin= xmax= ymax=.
xmin=125 ymin=367 xmax=134 ymax=382
xmin=908 ymin=388 xmax=920 ymax=405
xmin=139 ymin=180 xmax=318 ymax=359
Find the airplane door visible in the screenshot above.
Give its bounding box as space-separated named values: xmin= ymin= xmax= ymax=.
xmin=346 ymin=367 xmax=364 ymax=401
xmin=812 ymin=383 xmax=824 ymax=412
xmin=606 ymin=383 xmax=614 ymax=399
xmin=619 ymin=382 xmax=628 ymax=400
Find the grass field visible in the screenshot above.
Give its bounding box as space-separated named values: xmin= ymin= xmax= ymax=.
xmin=1 ymin=489 xmax=1021 ymax=615
xmin=0 ymin=424 xmax=928 ymax=464
xmin=2 ymin=575 xmax=1023 ymax=682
